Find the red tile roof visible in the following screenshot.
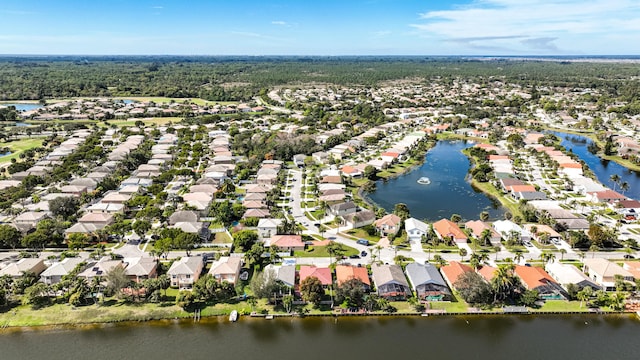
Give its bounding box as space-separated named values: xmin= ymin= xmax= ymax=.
xmin=335 ymin=265 xmax=371 ymax=286
xmin=299 ymin=266 xmax=332 ymax=286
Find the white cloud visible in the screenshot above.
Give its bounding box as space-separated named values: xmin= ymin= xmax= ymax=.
xmin=411 ymin=0 xmax=640 ymax=54
xmin=271 ymin=21 xmax=288 ymax=26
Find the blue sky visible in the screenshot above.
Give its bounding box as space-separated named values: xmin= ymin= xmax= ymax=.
xmin=0 ymin=0 xmax=639 ymax=55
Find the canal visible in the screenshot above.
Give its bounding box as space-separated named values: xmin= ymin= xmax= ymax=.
xmin=366 ymin=140 xmax=504 ymax=221
xmin=551 ymin=131 xmax=640 ymax=200
xmin=1 ymin=315 xmax=639 ymax=360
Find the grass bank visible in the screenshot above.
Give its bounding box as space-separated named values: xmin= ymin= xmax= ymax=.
xmin=0 ymin=138 xmax=46 ymax=164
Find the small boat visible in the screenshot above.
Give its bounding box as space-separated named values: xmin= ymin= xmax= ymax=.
xmin=417 ymin=177 xmax=431 ymax=185
xmin=229 ymin=310 xmax=239 ymax=322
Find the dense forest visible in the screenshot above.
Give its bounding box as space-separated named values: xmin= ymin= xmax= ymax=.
xmin=0 ymin=56 xmax=639 ymax=102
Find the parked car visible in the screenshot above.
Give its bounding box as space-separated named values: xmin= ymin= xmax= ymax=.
xmin=360 ymin=251 xmax=367 ymax=257
xmin=349 ymin=254 xmax=360 ymax=259
xmin=356 ymin=239 xmax=369 ymax=246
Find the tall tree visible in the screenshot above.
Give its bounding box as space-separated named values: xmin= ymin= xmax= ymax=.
xmin=0 ymin=224 xmax=22 ymax=249
xmin=300 ymin=276 xmax=324 ymax=307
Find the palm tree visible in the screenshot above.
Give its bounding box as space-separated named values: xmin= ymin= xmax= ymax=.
xmin=479 ymin=211 xmax=490 ymax=222
xmin=559 ymin=248 xmax=567 ymax=261
xmin=491 ymin=263 xmax=517 ymax=302
xmin=620 ymin=181 xmax=630 ymax=195
xmin=577 ymin=286 xmax=593 ymax=308
xmin=610 ymin=174 xmax=620 ymax=191
xmin=459 ymin=247 xmax=468 ymax=262
xmin=513 ymin=250 xmax=524 ymax=264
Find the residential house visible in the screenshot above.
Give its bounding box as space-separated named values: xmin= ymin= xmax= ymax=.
xmin=342 ymin=210 xmax=376 ymax=229
xmin=78 ymin=258 xmax=124 ymax=283
xmin=405 ymin=262 xmax=451 ymax=301
xmin=404 ymin=217 xmax=429 ymax=243
xmin=269 ymin=235 xmax=306 ymax=252
xmin=582 ymin=258 xmax=634 ymax=291
xmin=440 ymin=261 xmax=474 ymax=290
xmin=545 ymin=262 xmax=601 ymax=291
xmin=0 ymin=258 xmax=47 ymax=278
xmin=124 ymin=257 xmax=158 ymax=283
xmin=433 ymin=219 xmax=468 ymax=244
xmin=329 ymin=201 xmax=357 ymax=217
xmin=264 ymin=264 xmax=296 ymax=289
xmin=209 ymin=256 xmax=243 ymax=285
xmin=374 ymin=214 xmax=402 ymax=236
xmin=167 ymin=256 xmax=205 ymax=290
xmin=371 ymin=264 xmax=412 ymax=300
xmin=493 ymin=220 xmax=531 ymax=243
xmin=299 ymin=266 xmax=332 ymax=287
xmin=169 ymin=210 xmax=199 ymax=226
xmin=514 ymin=265 xmax=566 ymax=300
xmin=335 ymin=265 xmax=371 ymax=291
xmin=40 ymin=257 xmax=87 ymax=285
xmin=257 ymin=218 xmax=282 ymax=239
xmin=464 ymin=220 xmax=502 ymax=246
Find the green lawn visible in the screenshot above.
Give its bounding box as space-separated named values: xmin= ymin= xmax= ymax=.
xmin=427 ymin=298 xmax=470 ymax=313
xmin=293 ymin=244 xmax=359 ymax=258
xmin=0 ymin=138 xmax=45 ymax=164
xmin=531 ymin=300 xmax=592 ymax=312
xmin=212 ymin=231 xmax=233 ymax=244
xmin=344 ymin=229 xmax=380 ymax=243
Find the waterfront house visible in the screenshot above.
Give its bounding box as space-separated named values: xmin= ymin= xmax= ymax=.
xmin=167 ymin=256 xmax=205 ymax=290
xmin=514 ymin=265 xmax=566 ymax=300
xmin=0 ymin=258 xmax=47 ymax=278
xmin=477 ymin=265 xmax=498 ymax=282
xmin=335 ymin=265 xmax=371 ymax=291
xmin=433 ymin=219 xmax=468 ymax=244
xmin=404 ymin=218 xmax=429 ymax=243
xmin=209 ymin=256 xmax=243 ymax=285
xmin=440 ymin=261 xmax=474 ymax=290
xmin=374 ymin=214 xmax=402 ymax=236
xmin=545 ymin=262 xmax=601 ymax=291
xmin=265 ymin=264 xmax=296 ymax=289
xmin=371 ymin=264 xmax=411 ymax=300
xmin=299 ymin=266 xmax=332 ymax=287
xmin=124 ymin=257 xmax=158 ymax=283
xmin=582 ymin=258 xmax=634 ymax=291
xmin=405 ymin=262 xmax=451 ymax=301
xmin=78 ymin=258 xmax=124 ymax=283
xmin=40 ymin=257 xmax=86 ymax=285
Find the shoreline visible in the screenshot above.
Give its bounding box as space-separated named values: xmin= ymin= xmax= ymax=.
xmin=0 ymin=307 xmax=634 ymax=333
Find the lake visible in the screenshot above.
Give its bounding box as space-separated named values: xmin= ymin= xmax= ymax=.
xmin=0 ymin=103 xmax=42 ymax=112
xmin=551 ymin=131 xmax=640 ymax=200
xmin=366 ymin=140 xmax=504 ymax=221
xmin=1 ymin=315 xmax=639 ymax=360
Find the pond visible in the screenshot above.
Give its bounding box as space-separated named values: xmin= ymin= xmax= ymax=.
xmin=0 ymin=103 xmax=43 ymax=111
xmin=366 ymin=140 xmax=504 ymax=221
